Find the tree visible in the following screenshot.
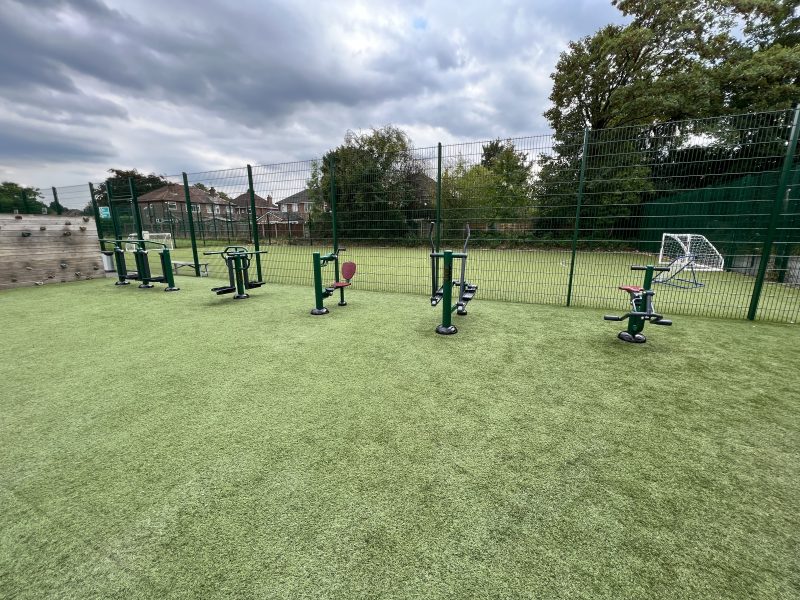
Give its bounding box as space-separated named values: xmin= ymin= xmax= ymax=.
xmin=0 ymin=181 xmax=46 ymax=214
xmin=92 ymin=169 xmax=170 ymax=207
xmin=306 ymin=126 xmax=430 ymax=242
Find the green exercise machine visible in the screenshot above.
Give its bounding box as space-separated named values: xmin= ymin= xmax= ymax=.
xmin=100 ymin=238 xmax=178 ymax=291
xmin=203 ymin=246 xmax=268 ymax=300
xmin=429 ymin=222 xmax=478 ymax=335
xmin=604 ymin=265 xmax=673 ymax=343
xmin=311 ymin=247 xmax=356 ymax=315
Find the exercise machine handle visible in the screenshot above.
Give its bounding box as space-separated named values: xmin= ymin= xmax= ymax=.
xmin=429 ymin=221 xmax=435 ymax=253
xmin=631 ymin=265 xmax=671 ymax=272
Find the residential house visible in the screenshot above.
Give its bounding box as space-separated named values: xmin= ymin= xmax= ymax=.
xmin=230 ymin=192 xmax=276 ymax=220
xmin=275 ymin=189 xmax=313 ymax=219
xmin=137 ymin=184 xmax=235 ymax=224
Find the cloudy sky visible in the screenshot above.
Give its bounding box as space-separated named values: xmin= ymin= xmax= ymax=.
xmin=0 ymin=0 xmax=625 ymax=204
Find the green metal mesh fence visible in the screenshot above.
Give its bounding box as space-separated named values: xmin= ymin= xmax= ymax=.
xmin=49 ymin=107 xmax=800 ymax=323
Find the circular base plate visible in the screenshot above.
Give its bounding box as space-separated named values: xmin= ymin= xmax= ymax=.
xmin=233 ymin=294 xmax=249 ymax=300
xmin=165 ymin=287 xmax=180 ymax=292
xmin=436 ymin=324 xmax=458 ymax=335
xmin=618 ymin=331 xmax=646 ymax=343
xmin=138 ymin=284 xmax=154 ymax=289
xmin=338 ymin=301 xmax=347 ymax=306
xmin=115 ymin=281 xmax=130 ymax=286
xmin=311 ymin=307 xmax=329 ymax=315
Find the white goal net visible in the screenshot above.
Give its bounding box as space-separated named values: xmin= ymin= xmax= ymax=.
xmin=658 ymin=233 xmax=724 ymax=272
xmin=125 ymin=231 xmax=174 ymax=251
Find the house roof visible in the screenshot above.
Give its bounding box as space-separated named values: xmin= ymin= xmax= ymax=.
xmin=138 ymin=183 xmax=214 ymax=204
xmin=231 ymin=192 xmax=275 ymax=209
xmin=276 ymin=188 xmax=311 ymax=205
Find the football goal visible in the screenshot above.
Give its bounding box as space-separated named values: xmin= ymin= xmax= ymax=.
xmin=124 ymin=231 xmax=174 ymax=252
xmin=655 ymin=233 xmax=724 ymax=288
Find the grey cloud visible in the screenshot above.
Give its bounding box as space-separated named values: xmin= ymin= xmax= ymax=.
xmin=0 ymin=119 xmax=116 ymax=162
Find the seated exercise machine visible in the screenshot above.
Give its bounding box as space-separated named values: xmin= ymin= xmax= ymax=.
xmin=100 ymin=238 xmax=179 ymax=291
xmin=311 ymin=247 xmax=356 ymax=315
xmin=604 ymin=265 xmax=673 ymax=343
xmin=203 ymin=246 xmax=268 ymax=300
xmin=429 ymin=222 xmax=478 ymax=335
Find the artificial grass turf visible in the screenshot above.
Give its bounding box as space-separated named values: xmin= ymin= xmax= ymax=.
xmin=1 ymin=277 xmax=799 ymax=599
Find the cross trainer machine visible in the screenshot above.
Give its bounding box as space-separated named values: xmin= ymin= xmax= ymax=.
xmin=100 ymin=238 xmax=179 ymax=291
xmin=604 ymin=265 xmax=673 ymax=343
xmin=203 ymin=246 xmax=268 ymax=300
xmin=311 ymin=247 xmax=356 ymax=315
xmin=429 ymin=222 xmax=478 ymax=335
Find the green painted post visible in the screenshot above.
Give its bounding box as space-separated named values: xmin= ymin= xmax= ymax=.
xmin=88 ymin=183 xmax=104 ymax=246
xmin=329 ymin=155 xmax=338 ymax=253
xmin=51 ymin=187 xmax=62 ymax=215
xmin=246 ymin=165 xmax=262 ymax=281
xmin=128 ymin=178 xmax=145 ymax=251
xmin=106 ymin=180 xmax=123 ymax=242
xmin=311 ymin=252 xmax=328 ymax=314
xmin=438 ymin=250 xmax=454 ymax=332
xmin=233 ymin=252 xmax=247 ymax=299
xmin=436 ymin=142 xmax=442 ymax=252
xmin=160 ymin=248 xmax=179 ymax=291
xmin=20 ymin=191 xmax=29 ymax=213
xmin=182 ymin=173 xmax=201 ymax=277
xmin=747 ymin=105 xmax=800 ymax=320
xmin=566 ymin=128 xmax=590 ymax=307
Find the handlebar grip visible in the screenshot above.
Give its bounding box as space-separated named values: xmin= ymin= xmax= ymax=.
xmin=630 ymin=265 xmax=648 ymax=271
xmin=604 ymin=315 xmax=623 ymax=321
xmin=653 ymin=266 xmax=671 ymax=272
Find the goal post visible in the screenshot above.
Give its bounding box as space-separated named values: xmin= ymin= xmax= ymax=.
xmin=655 ymin=233 xmax=724 ymax=288
xmin=147 ymin=232 xmax=174 ymax=250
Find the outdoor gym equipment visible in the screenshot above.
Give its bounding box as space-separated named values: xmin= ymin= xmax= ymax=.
xmin=203 ymin=246 xmax=268 ymax=299
xmin=100 ymin=238 xmax=179 ymax=291
xmin=429 ymin=222 xmax=478 ymax=335
xmin=311 ymin=247 xmax=356 ymax=315
xmin=604 ymin=265 xmax=673 ymax=343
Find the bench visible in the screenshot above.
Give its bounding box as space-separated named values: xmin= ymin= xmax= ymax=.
xmin=172 ymin=261 xmax=209 ymax=277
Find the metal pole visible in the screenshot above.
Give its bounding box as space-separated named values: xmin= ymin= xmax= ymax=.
xmin=566 ymin=128 xmax=590 ymax=307
xmin=329 ymin=155 xmax=338 ymax=253
xmin=747 ymin=105 xmax=800 ymax=320
xmin=182 ymin=173 xmax=201 ymax=277
xmin=51 ymin=187 xmax=62 ymax=215
xmin=128 ymin=178 xmax=146 ymax=250
xmin=106 ymin=180 xmax=122 ymax=241
xmin=311 ymin=252 xmax=328 ymax=314
xmin=20 ymin=191 xmax=29 ymax=213
xmin=246 ymin=164 xmax=262 ymax=281
xmin=436 ymin=142 xmax=442 ymax=253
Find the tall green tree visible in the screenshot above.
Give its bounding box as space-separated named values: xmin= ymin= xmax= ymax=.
xmin=306 ymin=126 xmax=431 ymax=242
xmin=0 ymin=182 xmax=45 ymax=214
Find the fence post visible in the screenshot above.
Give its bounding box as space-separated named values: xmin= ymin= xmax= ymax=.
xmin=436 ymin=142 xmax=442 ymax=252
xmin=329 ymin=155 xmax=338 ymax=253
xmin=128 ymin=178 xmax=146 ymax=250
xmin=51 ymin=187 xmax=62 ymax=215
xmin=747 ymin=105 xmax=800 ymax=320
xmin=246 ymin=164 xmax=262 ymax=281
xmin=182 ymin=173 xmax=201 ymax=277
xmin=20 ymin=190 xmax=29 ymax=213
xmin=106 ymin=179 xmax=123 ymax=241
xmin=89 ymin=182 xmax=104 ymax=246
xmin=566 ymin=128 xmax=590 ymax=307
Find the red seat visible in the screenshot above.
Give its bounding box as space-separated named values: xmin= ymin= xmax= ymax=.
xmin=619 ymin=285 xmax=642 ymax=293
xmin=330 ymin=261 xmax=356 ymax=289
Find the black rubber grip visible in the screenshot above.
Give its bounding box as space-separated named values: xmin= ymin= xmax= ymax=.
xmin=604 ymin=315 xmax=623 ymax=321
xmin=653 ymin=266 xmax=671 ymax=272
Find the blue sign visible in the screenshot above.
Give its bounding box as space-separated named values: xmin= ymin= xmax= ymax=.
xmin=99 ymin=206 xmax=110 ymax=219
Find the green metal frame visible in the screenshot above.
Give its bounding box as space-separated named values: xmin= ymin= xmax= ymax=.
xmin=311 ymin=156 xmax=352 ymax=315
xmin=99 ymin=238 xmax=178 ymax=291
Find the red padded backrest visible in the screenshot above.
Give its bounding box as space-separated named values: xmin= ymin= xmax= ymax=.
xmin=341 ymin=261 xmax=357 ymax=280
